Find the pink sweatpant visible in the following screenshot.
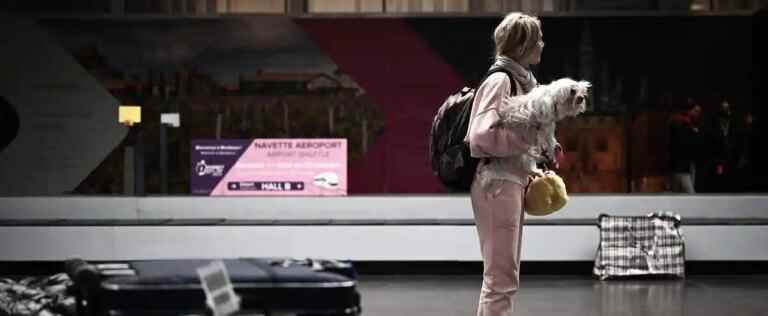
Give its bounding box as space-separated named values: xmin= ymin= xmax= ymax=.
xmin=471 ymin=178 xmax=526 ymax=316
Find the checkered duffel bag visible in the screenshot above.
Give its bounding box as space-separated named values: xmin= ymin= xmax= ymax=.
xmin=593 ymin=212 xmax=685 ymax=280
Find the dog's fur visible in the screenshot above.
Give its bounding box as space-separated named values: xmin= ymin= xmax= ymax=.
xmin=495 ymin=78 xmax=591 ymax=176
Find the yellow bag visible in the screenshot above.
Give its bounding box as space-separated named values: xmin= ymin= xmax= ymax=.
xmin=524 ymin=173 xmax=568 ymax=216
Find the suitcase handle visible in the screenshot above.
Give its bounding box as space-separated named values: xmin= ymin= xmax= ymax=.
xmin=65 ymin=258 xmax=102 ymax=316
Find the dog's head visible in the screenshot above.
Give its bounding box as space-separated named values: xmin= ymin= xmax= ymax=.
xmin=552 ymin=78 xmax=591 ymax=120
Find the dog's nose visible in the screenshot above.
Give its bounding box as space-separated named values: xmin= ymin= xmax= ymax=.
xmin=576 ymin=96 xmax=585 ymax=104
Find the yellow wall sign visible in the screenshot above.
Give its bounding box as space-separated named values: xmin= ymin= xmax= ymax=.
xmin=119 ymin=105 xmax=141 ymax=126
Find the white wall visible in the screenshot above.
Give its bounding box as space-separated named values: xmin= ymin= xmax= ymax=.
xmin=1 ymin=224 xmax=766 ymax=261
xmin=2 ymin=195 xmax=766 ymax=221
xmin=0 ymin=195 xmax=766 ymax=261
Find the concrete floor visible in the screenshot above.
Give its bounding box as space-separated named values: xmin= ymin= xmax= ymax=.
xmin=357 ymin=275 xmax=768 ymax=316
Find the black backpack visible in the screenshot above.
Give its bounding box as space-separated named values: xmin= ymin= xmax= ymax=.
xmin=429 ymin=68 xmax=515 ymax=192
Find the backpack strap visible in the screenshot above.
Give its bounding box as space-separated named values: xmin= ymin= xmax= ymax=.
xmin=475 ymin=68 xmax=518 ymax=167
xmin=482 ymin=67 xmax=518 ymax=96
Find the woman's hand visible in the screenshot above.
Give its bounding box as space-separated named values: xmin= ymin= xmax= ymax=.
xmin=530 ymin=167 xmax=545 ymax=178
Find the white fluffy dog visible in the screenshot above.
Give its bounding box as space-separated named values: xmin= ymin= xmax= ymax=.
xmin=495 ymin=78 xmax=591 ymax=176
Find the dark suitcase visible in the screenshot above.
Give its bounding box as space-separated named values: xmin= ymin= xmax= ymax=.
xmin=65 ymin=258 xmax=361 ymax=316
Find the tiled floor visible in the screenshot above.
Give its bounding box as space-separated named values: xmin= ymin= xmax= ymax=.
xmin=357 ymin=275 xmax=768 ymax=316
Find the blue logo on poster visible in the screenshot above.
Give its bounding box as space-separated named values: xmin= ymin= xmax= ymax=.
xmin=196 ymin=160 xmax=225 ymax=177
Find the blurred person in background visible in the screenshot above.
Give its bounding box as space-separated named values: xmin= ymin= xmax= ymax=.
xmin=733 ymin=111 xmax=757 ymax=192
xmin=703 ymin=100 xmax=737 ymax=192
xmin=668 ymin=100 xmax=703 ymax=193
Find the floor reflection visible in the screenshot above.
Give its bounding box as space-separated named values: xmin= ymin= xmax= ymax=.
xmin=594 ymin=279 xmax=685 ymax=316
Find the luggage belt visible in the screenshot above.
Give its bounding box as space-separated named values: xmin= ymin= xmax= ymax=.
xmin=1 ymin=218 xmax=767 ymax=226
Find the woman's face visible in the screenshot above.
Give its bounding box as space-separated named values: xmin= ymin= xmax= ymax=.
xmin=523 ymin=31 xmax=544 ymax=66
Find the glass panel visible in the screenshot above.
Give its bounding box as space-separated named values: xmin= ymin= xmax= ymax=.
xmin=712 ymin=0 xmax=755 ymax=10
xmin=386 ymin=0 xmax=468 ymax=12
xmin=3 ymin=14 xmax=759 ymax=196
xmin=228 ymin=0 xmax=285 ymax=13
xmin=309 ymin=0 xmax=357 ymax=13
xmin=690 ymin=0 xmax=712 ymax=11
xmin=309 ymin=0 xmax=384 ymax=13
xmin=481 ymin=0 xmax=503 ymax=12
xmin=360 ymin=0 xmax=385 ymax=12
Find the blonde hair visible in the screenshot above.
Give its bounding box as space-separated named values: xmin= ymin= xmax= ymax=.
xmin=493 ymin=12 xmax=542 ymax=61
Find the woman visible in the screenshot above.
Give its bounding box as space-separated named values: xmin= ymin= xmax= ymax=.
xmin=465 ymin=12 xmax=545 ymax=316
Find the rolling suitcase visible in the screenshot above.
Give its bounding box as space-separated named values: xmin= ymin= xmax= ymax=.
xmin=65 ymin=258 xmax=361 ymax=316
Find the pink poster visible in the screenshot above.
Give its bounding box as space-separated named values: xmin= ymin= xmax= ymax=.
xmin=198 ymin=139 xmax=347 ymax=196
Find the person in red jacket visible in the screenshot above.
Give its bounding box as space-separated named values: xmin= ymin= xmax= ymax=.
xmin=668 ymin=101 xmax=703 ymax=193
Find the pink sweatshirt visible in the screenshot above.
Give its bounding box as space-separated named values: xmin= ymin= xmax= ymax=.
xmin=465 ymin=72 xmax=535 ymax=185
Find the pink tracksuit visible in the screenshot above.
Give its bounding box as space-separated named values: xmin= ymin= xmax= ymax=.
xmin=466 ymin=72 xmax=533 ymax=316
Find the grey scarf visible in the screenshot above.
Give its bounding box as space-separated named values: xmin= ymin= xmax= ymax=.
xmin=491 ymin=55 xmax=537 ymax=94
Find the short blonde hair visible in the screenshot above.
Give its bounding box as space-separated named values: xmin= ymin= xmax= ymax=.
xmin=493 ymin=12 xmax=542 ymax=61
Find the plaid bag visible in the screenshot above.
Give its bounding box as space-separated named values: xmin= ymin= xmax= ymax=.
xmin=593 ymin=212 xmax=685 ymax=280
